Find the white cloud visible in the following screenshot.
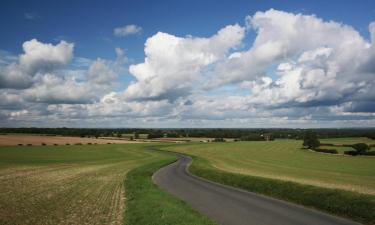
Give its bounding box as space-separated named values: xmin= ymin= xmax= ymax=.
xmin=124 ymin=24 xmax=245 ymax=101
xmin=19 ymin=39 xmax=73 ymax=75
xmin=114 ymin=24 xmax=142 ymax=37
xmin=1 ymin=10 xmax=375 ymax=127
xmin=0 ymin=39 xmax=74 ymax=89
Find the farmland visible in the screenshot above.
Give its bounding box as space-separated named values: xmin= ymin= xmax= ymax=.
xmin=163 ymin=139 xmax=375 ymax=195
xmin=0 ymin=134 xmax=139 ymax=146
xmin=0 ymin=143 xmax=185 ymax=225
xmin=320 ymin=137 xmax=375 ymax=146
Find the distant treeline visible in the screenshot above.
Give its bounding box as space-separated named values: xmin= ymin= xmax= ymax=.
xmin=1 ymin=127 xmax=374 ymax=139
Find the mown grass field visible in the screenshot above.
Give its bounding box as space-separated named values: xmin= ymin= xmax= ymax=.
xmin=0 ymin=143 xmax=214 ymax=225
xmin=162 ymin=140 xmax=375 ymax=223
xmin=163 ymin=140 xmax=375 ymax=195
xmin=320 ymin=137 xmax=375 ymax=145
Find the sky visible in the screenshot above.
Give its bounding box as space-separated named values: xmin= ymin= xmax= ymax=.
xmin=0 ymin=0 xmax=375 ymax=128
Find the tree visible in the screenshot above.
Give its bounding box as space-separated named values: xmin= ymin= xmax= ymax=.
xmin=303 ymin=131 xmax=320 ymax=149
xmin=352 ymin=143 xmax=369 ymax=155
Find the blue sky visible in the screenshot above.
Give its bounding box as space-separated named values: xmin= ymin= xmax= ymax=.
xmin=0 ymin=0 xmax=375 ymax=127
xmin=2 ymin=0 xmax=374 ymax=61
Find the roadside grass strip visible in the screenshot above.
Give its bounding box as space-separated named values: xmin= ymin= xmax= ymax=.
xmin=123 ymin=156 xmax=216 ymax=225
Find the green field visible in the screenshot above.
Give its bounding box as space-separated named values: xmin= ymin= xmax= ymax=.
xmin=320 ymin=137 xmax=375 ymax=145
xmin=161 ymin=140 xmax=375 ymax=223
xmin=163 ymin=140 xmax=375 ymax=195
xmin=0 ymin=144 xmax=212 ymax=225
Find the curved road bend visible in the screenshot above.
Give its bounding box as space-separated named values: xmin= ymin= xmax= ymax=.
xmin=153 ymin=155 xmax=360 ymax=225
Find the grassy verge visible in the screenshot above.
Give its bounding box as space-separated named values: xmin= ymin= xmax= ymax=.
xmin=189 ymin=156 xmax=375 ymax=225
xmin=123 ymin=156 xmax=216 ymax=225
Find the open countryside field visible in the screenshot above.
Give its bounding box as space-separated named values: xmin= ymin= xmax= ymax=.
xmin=0 ymin=144 xmax=175 ymax=225
xmin=163 ymin=140 xmax=375 ymax=195
xmin=320 ymin=137 xmax=375 ymax=146
xmin=0 ymin=135 xmax=140 ymax=146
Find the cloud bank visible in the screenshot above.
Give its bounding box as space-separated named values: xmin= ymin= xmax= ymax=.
xmin=1 ymin=9 xmax=375 ymax=127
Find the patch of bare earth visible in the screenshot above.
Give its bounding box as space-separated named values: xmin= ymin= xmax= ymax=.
xmin=0 ymin=135 xmax=141 ymax=146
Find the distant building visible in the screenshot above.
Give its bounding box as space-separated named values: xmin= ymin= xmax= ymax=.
xmin=262 ymin=133 xmax=274 ymax=141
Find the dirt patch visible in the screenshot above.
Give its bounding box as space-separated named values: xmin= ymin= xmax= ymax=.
xmin=0 ymin=135 xmax=142 ymax=146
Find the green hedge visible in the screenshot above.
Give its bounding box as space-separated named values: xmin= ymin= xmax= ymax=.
xmin=189 ymin=156 xmax=375 ymax=225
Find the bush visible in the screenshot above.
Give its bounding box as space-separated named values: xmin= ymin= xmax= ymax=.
xmin=18 ymin=144 xmax=23 ymax=146
xmin=27 ymin=144 xmax=32 ymax=146
xmin=352 ymin=143 xmax=370 ymax=155
xmin=66 ymin=143 xmax=70 ymax=145
xmin=53 ymin=143 xmax=58 ymax=146
xmin=41 ymin=143 xmax=46 ymax=146
xmin=87 ymin=143 xmax=92 ymax=145
xmin=344 ymin=150 xmax=359 ymax=156
xmin=313 ymin=148 xmax=338 ymax=154
xmin=362 ymin=151 xmax=375 ymax=156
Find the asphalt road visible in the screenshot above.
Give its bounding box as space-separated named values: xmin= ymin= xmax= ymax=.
xmin=152 ymin=155 xmax=360 ymax=225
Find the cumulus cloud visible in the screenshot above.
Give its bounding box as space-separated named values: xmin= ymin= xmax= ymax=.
xmin=0 ymin=39 xmax=74 ymax=89
xmin=114 ymin=24 xmax=142 ymax=37
xmin=124 ymin=24 xmax=245 ymax=101
xmin=1 ymin=9 xmax=375 ymax=127
xmin=19 ymin=39 xmax=73 ymax=75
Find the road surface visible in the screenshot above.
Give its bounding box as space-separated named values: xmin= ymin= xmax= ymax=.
xmin=153 ymin=155 xmax=360 ymax=225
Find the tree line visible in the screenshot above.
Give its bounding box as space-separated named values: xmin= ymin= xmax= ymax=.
xmin=0 ymin=127 xmax=374 ymax=140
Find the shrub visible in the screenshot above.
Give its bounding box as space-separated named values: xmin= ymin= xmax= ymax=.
xmin=344 ymin=150 xmax=359 ymax=156
xmin=352 ymin=143 xmax=370 ymax=155
xmin=27 ymin=144 xmax=32 ymax=146
xmin=313 ymin=148 xmax=338 ymax=154
xmin=362 ymin=151 xmax=375 ymax=156
xmin=53 ymin=144 xmax=58 ymax=146
xmin=18 ymin=144 xmax=23 ymax=146
xmin=87 ymin=143 xmax=92 ymax=145
xmin=66 ymin=143 xmax=70 ymax=145
xmin=41 ymin=143 xmax=46 ymax=146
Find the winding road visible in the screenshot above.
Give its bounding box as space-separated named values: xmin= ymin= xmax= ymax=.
xmin=153 ymin=154 xmax=360 ymax=225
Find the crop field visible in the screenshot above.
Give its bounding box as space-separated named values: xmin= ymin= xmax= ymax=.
xmin=0 ymin=135 xmax=138 ymax=146
xmin=163 ymin=140 xmax=375 ymax=195
xmin=0 ymin=144 xmax=173 ymax=225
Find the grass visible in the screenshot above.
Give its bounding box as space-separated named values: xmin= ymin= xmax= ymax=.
xmin=160 ymin=140 xmax=375 ymax=224
xmin=0 ymin=143 xmax=213 ymax=225
xmin=124 ymin=154 xmax=215 ymax=225
xmin=188 ymin=156 xmax=375 ymax=224
xmin=320 ymin=137 xmax=375 ymax=145
xmin=163 ymin=140 xmax=375 ymax=195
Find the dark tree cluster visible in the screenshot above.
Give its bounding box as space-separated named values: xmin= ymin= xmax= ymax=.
xmin=303 ymin=131 xmax=320 ymax=149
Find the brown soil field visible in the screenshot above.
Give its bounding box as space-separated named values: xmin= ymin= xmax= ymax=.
xmin=0 ymin=135 xmax=140 ymax=146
